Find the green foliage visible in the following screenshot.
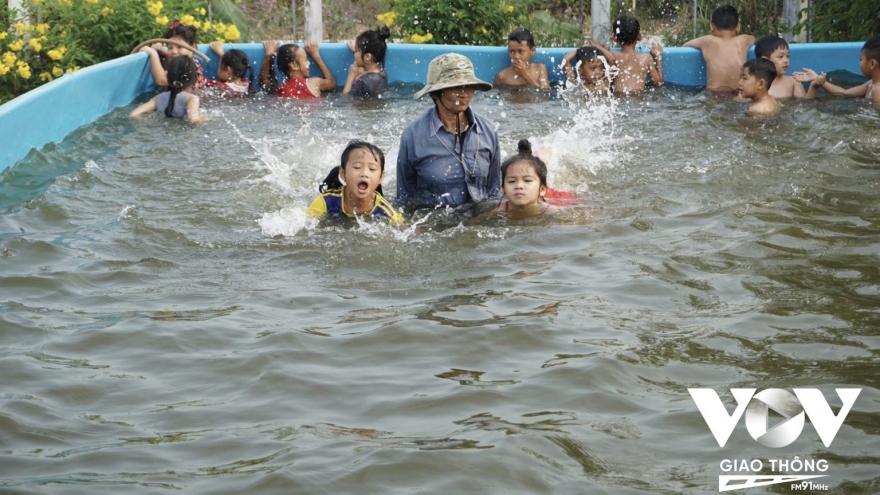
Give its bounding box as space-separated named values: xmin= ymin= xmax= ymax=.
xmin=796 ymin=0 xmax=880 ymax=43
xmin=385 ymin=0 xmax=525 ymax=46
xmin=520 ymin=10 xmax=583 ymax=47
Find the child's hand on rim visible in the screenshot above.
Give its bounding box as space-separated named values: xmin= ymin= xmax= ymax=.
xmin=305 ymin=41 xmax=321 ymax=58
xmin=262 ymin=40 xmax=280 ymax=56
xmin=347 ymin=40 xmax=356 ymax=53
xmin=209 ymin=41 xmax=224 ymax=56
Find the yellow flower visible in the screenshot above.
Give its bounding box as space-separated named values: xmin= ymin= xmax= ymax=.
xmin=198 ymin=7 xmax=206 ymax=15
xmin=156 ymin=15 xmax=169 ymax=26
xmin=146 ymin=1 xmax=162 ymax=16
xmin=225 ymin=25 xmax=240 ymax=41
xmin=17 ymin=63 xmax=31 ymax=79
xmin=0 ymin=32 xmax=6 ymax=40
xmin=180 ymin=14 xmax=195 ymax=25
xmin=9 ymin=40 xmax=24 ymax=52
xmin=66 ymin=66 xmax=79 ymax=73
xmin=52 ymin=65 xmax=63 ymax=77
xmin=29 ymin=39 xmax=42 ymax=52
xmin=14 ymin=22 xmax=24 ymax=32
xmin=202 ymin=22 xmax=211 ymax=31
xmin=101 ymin=6 xmax=113 ymax=16
xmin=2 ymin=52 xmax=16 ymax=66
xmin=36 ymin=24 xmax=50 ymax=35
xmin=59 ymin=47 xmax=67 ymax=55
xmin=481 ymin=27 xmax=487 ymax=34
xmin=191 ymin=21 xmax=201 ymax=29
xmin=40 ymin=71 xmax=52 ymax=81
xmin=376 ymin=11 xmax=397 ymax=27
xmin=506 ymin=5 xmax=515 ymax=12
xmin=0 ymin=64 xmax=9 ymax=76
xmin=47 ymin=49 xmax=63 ymax=60
xmin=85 ymin=0 xmax=98 ymax=4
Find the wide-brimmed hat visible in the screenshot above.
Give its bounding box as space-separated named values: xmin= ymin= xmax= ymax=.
xmin=414 ymin=53 xmax=493 ymax=99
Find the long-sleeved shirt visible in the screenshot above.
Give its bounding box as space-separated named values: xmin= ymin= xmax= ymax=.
xmin=396 ymin=107 xmax=501 ymax=208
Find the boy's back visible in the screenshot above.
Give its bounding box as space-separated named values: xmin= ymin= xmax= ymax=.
xmin=684 ymin=5 xmax=755 ymax=93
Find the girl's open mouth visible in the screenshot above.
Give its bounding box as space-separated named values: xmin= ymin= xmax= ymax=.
xmin=357 ymin=180 xmax=369 ymax=192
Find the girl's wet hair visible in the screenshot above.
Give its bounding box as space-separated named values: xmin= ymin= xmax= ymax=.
xmin=267 ymin=43 xmax=301 ymax=94
xmin=164 ymin=21 xmax=197 ymax=46
xmin=319 ymin=140 xmax=386 ymax=196
xmin=613 ymin=15 xmax=640 ymax=45
xmin=508 ymin=28 xmax=536 ymax=48
xmin=165 ymin=55 xmax=198 ymax=117
xmin=355 ymin=26 xmax=391 ymax=64
xmin=501 ymin=139 xmax=548 ymax=187
xmin=575 ymin=46 xmax=602 ymax=64
xmin=221 ymin=49 xmax=255 ymax=93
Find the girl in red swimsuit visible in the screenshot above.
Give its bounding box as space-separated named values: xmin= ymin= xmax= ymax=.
xmin=259 ymin=40 xmax=336 ymax=98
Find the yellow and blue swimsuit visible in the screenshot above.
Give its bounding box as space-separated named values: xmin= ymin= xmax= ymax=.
xmin=308 ymin=187 xmax=403 ymax=225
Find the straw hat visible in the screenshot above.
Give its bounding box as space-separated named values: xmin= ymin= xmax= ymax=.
xmin=414 ymin=53 xmax=493 ymax=99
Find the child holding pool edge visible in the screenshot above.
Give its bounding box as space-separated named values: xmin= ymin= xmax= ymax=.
xmin=562 ymin=46 xmax=612 ymax=95
xmin=684 ymin=5 xmax=755 ymax=95
xmin=206 ymin=42 xmax=255 ymax=97
xmin=739 ymin=58 xmax=780 ymax=116
xmin=344 ymin=26 xmax=391 ymax=97
xmin=794 ymin=37 xmax=880 ymax=108
xmin=129 ymin=56 xmax=205 ymax=124
xmin=588 ymin=15 xmax=663 ymax=95
xmin=493 ymin=28 xmax=551 ymax=90
xmin=309 ymin=141 xmax=403 ymax=224
xmin=140 ymin=20 xmax=208 ymax=90
xmin=754 ymin=36 xmax=805 ymax=99
xmin=259 ymin=40 xmax=336 ymax=98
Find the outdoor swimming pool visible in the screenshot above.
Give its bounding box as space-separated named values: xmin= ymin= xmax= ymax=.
xmin=1 ymin=83 xmax=879 ymax=493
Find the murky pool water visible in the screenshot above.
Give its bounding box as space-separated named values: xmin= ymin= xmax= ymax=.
xmin=1 ymin=83 xmax=879 ymax=494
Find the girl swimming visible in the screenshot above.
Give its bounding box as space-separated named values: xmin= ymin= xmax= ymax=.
xmin=206 ymin=42 xmax=254 ymax=97
xmin=491 ymin=139 xmax=560 ymax=218
xmin=129 ymin=55 xmax=205 ymax=124
xmin=309 ymin=141 xmax=403 ymax=224
xmin=259 ymin=40 xmax=336 ymax=98
xmin=343 ymin=26 xmax=391 ymax=97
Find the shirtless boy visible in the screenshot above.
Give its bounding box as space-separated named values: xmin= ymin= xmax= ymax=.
xmin=493 ymin=28 xmax=550 ymax=90
xmin=755 ymin=35 xmax=805 ymax=99
xmin=739 ymin=58 xmax=780 ymax=116
xmin=589 ymin=15 xmax=662 ymax=95
xmin=684 ymin=5 xmax=755 ymax=95
xmin=794 ymin=37 xmax=880 ymax=108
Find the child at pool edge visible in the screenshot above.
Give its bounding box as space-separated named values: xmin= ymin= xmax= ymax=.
xmin=738 ymin=58 xmax=780 ymax=116
xmin=129 ymin=55 xmax=206 ymax=124
xmin=754 ymin=35 xmax=805 ymax=99
xmin=308 ymin=140 xmax=403 ymax=224
xmin=562 ymin=46 xmax=611 ymax=95
xmin=205 ymin=41 xmax=255 ymax=97
xmin=588 ymin=15 xmax=663 ymax=95
xmin=344 ymin=26 xmax=391 ymax=97
xmin=683 ymin=5 xmax=755 ymax=95
xmin=140 ymin=20 xmax=208 ymax=90
xmin=479 ymin=139 xmax=560 ymax=220
xmin=493 ymin=28 xmax=551 ymax=90
xmin=259 ymin=40 xmax=336 ymax=98
xmin=793 ymin=36 xmax=880 ymax=108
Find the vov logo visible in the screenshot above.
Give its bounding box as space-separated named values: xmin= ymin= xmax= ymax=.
xmin=689 ymin=388 xmax=861 ymax=448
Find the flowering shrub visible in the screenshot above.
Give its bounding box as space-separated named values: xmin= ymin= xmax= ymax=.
xmin=380 ymin=0 xmax=527 ymax=46
xmin=1 ymin=0 xmax=245 ymax=104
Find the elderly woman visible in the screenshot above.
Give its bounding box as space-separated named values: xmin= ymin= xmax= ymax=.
xmin=396 ymin=53 xmax=501 ymax=209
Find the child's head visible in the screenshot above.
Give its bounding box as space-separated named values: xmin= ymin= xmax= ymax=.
xmin=711 ymin=5 xmax=739 ymax=32
xmin=275 ymin=43 xmax=309 ymax=78
xmin=507 ymin=28 xmax=537 ymax=64
xmin=501 ymin=139 xmax=548 ymax=208
xmin=574 ymin=46 xmax=607 ymax=83
xmin=164 ymin=20 xmax=198 ymax=58
xmin=219 ymin=49 xmax=254 ymax=91
xmin=755 ymin=35 xmax=790 ymax=75
xmin=860 ymin=37 xmax=880 ymax=77
xmin=354 ymin=26 xmax=391 ymax=67
xmin=319 ymin=140 xmax=386 ymax=197
xmin=738 ymin=58 xmax=776 ymax=100
xmin=612 ymin=16 xmax=641 ymax=46
xmin=164 ymin=55 xmax=198 ymax=117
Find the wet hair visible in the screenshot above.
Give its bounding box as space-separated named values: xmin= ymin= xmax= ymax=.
xmin=267 ymin=43 xmax=301 ymax=94
xmin=755 ymin=35 xmax=789 ymax=59
xmin=863 ymin=37 xmax=880 ymax=64
xmin=319 ymin=140 xmax=386 ymax=196
xmin=574 ymin=46 xmax=602 ymax=64
xmin=165 ymin=55 xmax=198 ymax=117
xmin=742 ymin=58 xmax=777 ymax=88
xmin=508 ymin=28 xmax=536 ymax=48
xmin=613 ymin=16 xmax=640 ymax=46
xmin=711 ymin=5 xmax=739 ymax=31
xmin=164 ymin=21 xmax=197 ymax=46
xmin=501 ymin=139 xmax=548 ymax=188
xmin=221 ymin=49 xmax=255 ymax=93
xmin=355 ymin=26 xmax=391 ymax=65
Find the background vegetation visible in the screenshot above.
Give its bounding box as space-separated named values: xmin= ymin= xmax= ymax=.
xmin=2 ymin=0 xmax=878 ymax=104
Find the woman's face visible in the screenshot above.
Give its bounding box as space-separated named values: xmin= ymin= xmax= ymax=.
xmin=437 ymin=85 xmax=476 ymax=113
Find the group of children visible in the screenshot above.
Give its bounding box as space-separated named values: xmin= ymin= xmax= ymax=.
xmin=127 ymin=11 xmax=880 ymax=224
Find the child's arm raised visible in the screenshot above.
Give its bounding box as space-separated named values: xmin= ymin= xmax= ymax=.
xmin=305 ymin=41 xmax=337 ymax=95
xmin=588 ymin=40 xmax=619 ymax=64
xmin=561 ymin=49 xmax=579 ymax=85
xmin=141 ymin=46 xmax=169 ymax=87
xmin=259 ymin=40 xmax=280 ymax=93
xmin=649 ymin=45 xmax=664 ymax=87
xmin=209 ymin=41 xmax=225 ymax=57
xmin=797 ymin=68 xmax=870 ymax=98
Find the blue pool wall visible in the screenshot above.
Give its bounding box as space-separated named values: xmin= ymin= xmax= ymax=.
xmin=0 ymin=41 xmax=865 ymax=171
